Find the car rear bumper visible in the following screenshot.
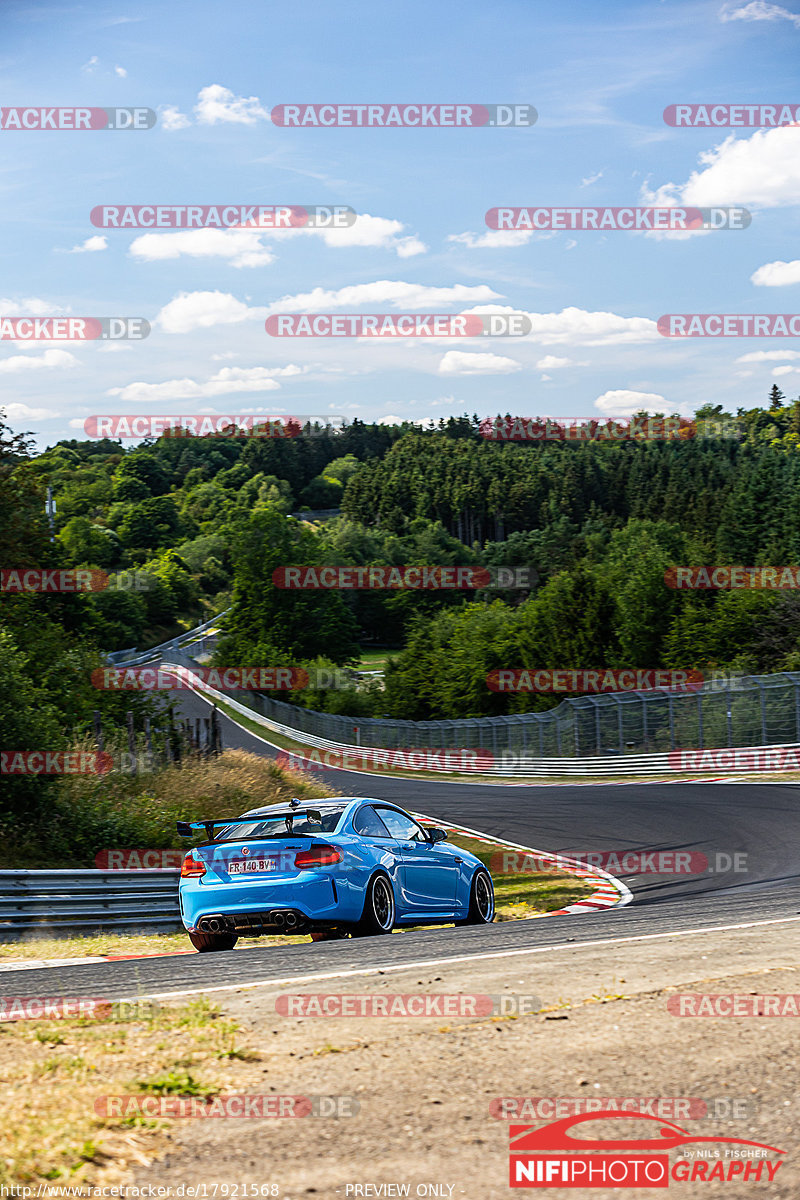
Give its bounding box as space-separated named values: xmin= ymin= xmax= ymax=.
xmin=179 ymin=872 xmax=356 ymax=932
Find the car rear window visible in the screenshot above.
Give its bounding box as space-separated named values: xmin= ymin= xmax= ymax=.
xmin=212 ymin=808 xmax=345 ymax=841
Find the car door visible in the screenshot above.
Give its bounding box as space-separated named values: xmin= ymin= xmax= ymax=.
xmin=350 ymin=804 xmax=405 ymax=897
xmin=375 ymin=807 xmax=459 ymax=914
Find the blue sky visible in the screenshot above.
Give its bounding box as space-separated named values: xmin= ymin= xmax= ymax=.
xmin=2 ymin=0 xmax=800 ymax=448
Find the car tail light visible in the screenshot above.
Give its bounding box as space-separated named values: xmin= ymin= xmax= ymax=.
xmin=294 ymin=843 xmax=342 ymax=868
xmin=181 ymin=853 xmax=206 ymax=878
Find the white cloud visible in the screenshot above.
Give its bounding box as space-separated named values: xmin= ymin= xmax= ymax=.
xmin=643 ymin=126 xmax=800 ymax=210
xmin=3 ymin=402 xmax=58 ymax=420
xmin=265 ymin=281 xmax=502 ymax=314
xmin=736 ymin=349 xmax=800 ymax=361
xmin=594 ymin=389 xmax=670 ymax=417
xmin=107 ymin=365 xmax=302 ymax=403
xmin=60 ymin=235 xmax=107 ymax=254
xmin=772 ymin=365 xmax=800 ymax=376
xmin=580 ymin=171 xmax=603 ymax=187
xmin=526 ymin=306 xmax=659 ymax=346
xmin=396 ymin=236 xmax=427 ymax=258
xmin=0 ymin=349 xmax=78 ymax=374
xmin=115 ymin=65 xmax=127 ymax=77
xmin=156 ymin=291 xmax=265 ymax=334
xmin=194 ymin=84 xmax=270 ymax=125
xmin=0 ymin=296 xmax=66 ymax=315
xmin=161 ymin=105 xmax=191 ymax=130
xmin=719 ymin=1 xmax=800 ymax=26
xmin=540 ymin=374 xmax=552 ymax=381
xmin=448 ymin=230 xmax=533 ymax=248
xmin=81 ymin=56 xmax=99 ymax=73
xmin=751 ymin=259 xmax=800 ymax=286
xmin=438 ymin=351 xmax=522 ymax=375
xmin=536 ymin=355 xmax=574 ymax=369
xmin=129 ymin=214 xmax=424 ymax=263
xmin=130 ymin=229 xmax=275 ymax=269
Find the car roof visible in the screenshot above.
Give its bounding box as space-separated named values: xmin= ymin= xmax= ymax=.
xmin=240 ymin=797 xmax=404 ymax=819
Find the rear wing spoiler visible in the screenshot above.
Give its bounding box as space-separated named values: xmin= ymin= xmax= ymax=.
xmin=177 ymin=812 xmax=323 ymax=842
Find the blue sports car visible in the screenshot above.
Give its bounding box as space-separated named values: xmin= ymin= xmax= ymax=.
xmin=177 ymin=797 xmax=495 ymax=951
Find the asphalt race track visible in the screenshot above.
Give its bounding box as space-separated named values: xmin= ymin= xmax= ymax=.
xmin=7 ymin=689 xmax=800 ymax=1000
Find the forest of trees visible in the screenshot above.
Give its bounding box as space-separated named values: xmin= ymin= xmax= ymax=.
xmin=4 ymin=385 xmax=800 ymax=760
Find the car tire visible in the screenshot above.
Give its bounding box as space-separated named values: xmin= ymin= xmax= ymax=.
xmin=464 ymin=868 xmax=495 ymax=924
xmin=352 ymin=873 xmax=395 ymax=936
xmin=188 ymin=930 xmax=238 ymax=952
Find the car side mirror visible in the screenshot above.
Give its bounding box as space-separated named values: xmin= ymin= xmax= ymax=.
xmin=427 ymin=827 xmax=447 ymax=844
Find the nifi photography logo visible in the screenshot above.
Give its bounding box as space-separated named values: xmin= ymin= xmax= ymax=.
xmin=508 ymin=1112 xmax=785 ymax=1188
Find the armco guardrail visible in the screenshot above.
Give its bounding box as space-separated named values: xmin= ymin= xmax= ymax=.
xmin=106 ymin=610 xmax=228 ymax=667
xmin=0 ymin=870 xmax=181 ymax=939
xmin=163 ymin=662 xmax=799 ymax=777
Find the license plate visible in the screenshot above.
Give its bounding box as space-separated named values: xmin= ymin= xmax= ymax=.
xmin=228 ymin=859 xmax=277 ymax=874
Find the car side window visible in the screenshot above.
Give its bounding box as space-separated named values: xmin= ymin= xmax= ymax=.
xmin=375 ymin=808 xmax=428 ymax=843
xmin=352 ymin=806 xmax=393 ymax=837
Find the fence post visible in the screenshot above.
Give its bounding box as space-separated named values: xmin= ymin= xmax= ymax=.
xmin=642 ymin=695 xmax=649 ymax=751
xmin=93 ymin=710 xmax=103 ymax=754
xmin=758 ymin=682 xmax=767 ymax=745
xmin=595 ymin=703 xmax=601 ymax=754
xmin=126 ymin=711 xmax=137 ymax=775
xmin=727 ymin=686 xmax=733 ymax=748
xmin=211 ymin=705 xmax=222 ymax=754
xmin=617 ymin=696 xmax=624 ymax=753
xmin=668 ymin=694 xmax=675 ymax=751
xmin=697 ymin=692 xmax=704 ymax=750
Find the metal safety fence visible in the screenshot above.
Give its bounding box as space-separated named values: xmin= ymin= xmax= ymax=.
xmin=168 ymin=659 xmax=800 ymax=759
xmin=164 ymin=662 xmax=800 ymax=776
xmin=0 ymin=870 xmax=181 ymax=938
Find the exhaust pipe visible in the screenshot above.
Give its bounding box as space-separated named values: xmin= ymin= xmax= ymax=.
xmin=271 ymin=911 xmax=286 ymax=927
xmin=285 ymin=912 xmax=298 ymax=929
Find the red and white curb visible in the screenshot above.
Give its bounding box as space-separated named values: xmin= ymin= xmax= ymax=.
xmin=413 ymin=814 xmax=632 ymax=915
